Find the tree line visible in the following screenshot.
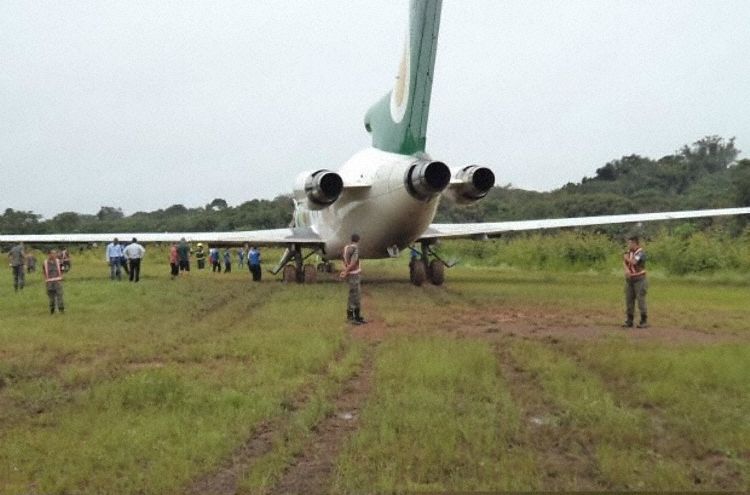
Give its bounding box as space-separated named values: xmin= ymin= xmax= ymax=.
xmin=2 ymin=136 xmax=749 ymax=236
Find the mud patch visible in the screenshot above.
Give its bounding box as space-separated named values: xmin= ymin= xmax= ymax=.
xmin=446 ymin=307 xmax=746 ymax=345
xmin=494 ymin=341 xmax=603 ymax=490
xmin=188 ymin=420 xmax=280 ymax=495
xmin=269 ymin=346 xmax=375 ymax=495
xmin=349 ymin=288 xmax=391 ymax=343
xmin=186 ymin=347 xmax=348 ymax=495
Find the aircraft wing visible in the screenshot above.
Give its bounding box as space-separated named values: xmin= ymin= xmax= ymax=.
xmin=420 ymin=207 xmax=750 ymax=240
xmin=0 ymin=227 xmax=323 ymax=246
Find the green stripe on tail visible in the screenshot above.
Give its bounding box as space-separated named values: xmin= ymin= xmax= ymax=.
xmin=364 ymin=0 xmax=443 ymax=156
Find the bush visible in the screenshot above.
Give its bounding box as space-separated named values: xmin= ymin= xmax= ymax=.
xmin=437 ymin=227 xmax=750 ymax=275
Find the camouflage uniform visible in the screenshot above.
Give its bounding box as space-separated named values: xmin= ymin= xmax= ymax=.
xmin=343 ymin=241 xmax=365 ymax=323
xmin=9 ymin=243 xmax=25 ymax=292
xmin=43 ymin=257 xmax=65 ymax=314
xmin=624 ymin=247 xmax=647 ymax=327
xmin=344 ymin=243 xmax=361 ymax=311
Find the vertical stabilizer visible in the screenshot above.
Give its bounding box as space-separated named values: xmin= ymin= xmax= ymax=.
xmin=364 ymin=0 xmax=443 ymax=156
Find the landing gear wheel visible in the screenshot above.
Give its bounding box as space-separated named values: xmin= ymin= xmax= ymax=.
xmin=282 ymin=264 xmax=297 ymax=283
xmin=317 ymin=262 xmax=333 ymax=273
xmin=410 ymin=261 xmax=427 ymax=286
xmin=429 ymin=260 xmax=445 ymax=286
xmin=303 ymin=264 xmax=317 ymax=283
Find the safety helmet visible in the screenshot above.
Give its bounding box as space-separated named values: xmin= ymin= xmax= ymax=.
xmin=197 ymin=243 xmax=203 ymax=247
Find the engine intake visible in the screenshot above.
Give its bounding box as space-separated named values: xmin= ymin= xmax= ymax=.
xmin=405 ymin=160 xmax=451 ymax=200
xmin=304 ymin=169 xmax=344 ymax=208
xmin=446 ymin=165 xmax=495 ymax=204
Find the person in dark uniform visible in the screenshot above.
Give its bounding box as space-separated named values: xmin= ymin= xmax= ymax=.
xmin=223 ymin=249 xmax=232 ymax=273
xmin=177 ymin=238 xmax=191 ymax=274
xmin=622 ymin=235 xmax=648 ymax=328
xmin=8 ymin=242 xmax=26 ymax=292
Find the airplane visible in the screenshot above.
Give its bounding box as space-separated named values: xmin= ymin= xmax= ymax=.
xmin=2 ymin=0 xmax=750 ymax=286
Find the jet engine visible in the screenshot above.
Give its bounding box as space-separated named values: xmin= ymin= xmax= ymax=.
xmin=444 ymin=165 xmax=495 ymax=204
xmin=405 ymin=160 xmax=452 ymax=200
xmin=294 ymin=169 xmax=344 ymax=210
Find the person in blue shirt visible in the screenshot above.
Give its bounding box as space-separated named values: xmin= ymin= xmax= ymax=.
xmin=248 ymin=246 xmax=262 ymax=281
xmin=209 ymin=248 xmax=221 ymax=273
xmin=105 ymin=238 xmax=124 ymax=280
xmin=237 ymin=247 xmax=245 ymax=269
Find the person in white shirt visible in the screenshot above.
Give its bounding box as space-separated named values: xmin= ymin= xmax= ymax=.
xmin=123 ymin=237 xmax=146 ymax=283
xmin=105 ymin=237 xmax=125 ymax=280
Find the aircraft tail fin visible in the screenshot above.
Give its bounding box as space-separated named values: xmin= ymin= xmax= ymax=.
xmin=364 ymin=0 xmax=443 ymax=156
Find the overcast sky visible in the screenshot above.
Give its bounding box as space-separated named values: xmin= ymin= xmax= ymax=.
xmin=2 ymin=1 xmax=749 ymax=218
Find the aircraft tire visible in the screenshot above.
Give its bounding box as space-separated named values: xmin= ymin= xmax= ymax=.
xmin=429 ymin=260 xmax=445 ymax=286
xmin=317 ymin=262 xmax=333 ymax=273
xmin=303 ymin=264 xmax=317 ymax=283
xmin=410 ymin=261 xmax=426 ymax=286
xmin=282 ymin=264 xmax=297 ymax=283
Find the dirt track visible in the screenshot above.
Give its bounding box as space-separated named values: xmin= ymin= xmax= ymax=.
xmin=269 ymin=345 xmax=375 ymax=495
xmin=187 ymin=291 xmax=748 ymax=493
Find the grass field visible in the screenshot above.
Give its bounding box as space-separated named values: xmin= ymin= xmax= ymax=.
xmin=1 ymin=247 xmax=748 ymax=493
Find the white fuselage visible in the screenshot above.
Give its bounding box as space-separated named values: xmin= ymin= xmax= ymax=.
xmin=294 ymin=147 xmax=440 ymax=260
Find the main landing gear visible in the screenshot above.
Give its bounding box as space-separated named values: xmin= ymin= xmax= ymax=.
xmin=273 ymin=244 xmax=322 ymax=284
xmin=409 ymin=240 xmax=450 ymax=286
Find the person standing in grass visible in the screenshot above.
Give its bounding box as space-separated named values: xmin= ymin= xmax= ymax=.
xmin=237 ymin=247 xmax=245 ymax=269
xmin=43 ymin=249 xmax=64 ymax=314
xmin=59 ymin=247 xmax=71 ymax=272
xmin=177 ymin=237 xmax=191 ymax=274
xmin=169 ymin=243 xmax=179 ymax=279
xmin=223 ymin=248 xmax=232 ymax=273
xmin=622 ymin=235 xmax=648 ymax=328
xmin=106 ymin=237 xmax=124 ymax=280
xmin=26 ymin=252 xmax=37 ymax=273
xmin=340 ymin=233 xmax=366 ymax=324
xmin=8 ymin=242 xmax=26 ymax=292
xmin=209 ymin=247 xmax=221 ymax=272
xmin=195 ymin=243 xmax=206 ymax=270
xmin=247 ymin=246 xmax=262 ymax=282
xmin=124 ymin=237 xmax=146 ymax=283
xmin=119 ymin=240 xmax=129 ymax=277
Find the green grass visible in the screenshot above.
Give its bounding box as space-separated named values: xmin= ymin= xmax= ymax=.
xmin=569 ymin=341 xmax=750 ymax=487
xmin=331 ymin=337 xmax=537 ymax=492
xmin=1 ymin=246 xmax=749 ymax=492
xmin=239 ymin=340 xmax=365 ymax=493
xmin=0 ymin=248 xmax=348 ymax=494
xmin=505 ymin=338 xmax=691 ymax=490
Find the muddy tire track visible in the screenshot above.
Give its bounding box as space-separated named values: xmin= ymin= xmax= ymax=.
xmin=547 ymin=340 xmax=749 ymax=490
xmin=186 ymin=341 xmax=351 ymax=495
xmin=267 ymin=344 xmax=375 ymax=495
xmin=494 ymin=338 xmax=604 ymax=491
xmin=187 ymin=419 xmax=281 ymax=495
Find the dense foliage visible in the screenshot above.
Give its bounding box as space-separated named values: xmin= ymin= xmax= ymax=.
xmin=1 ymin=136 xmax=747 ymax=239
xmin=436 ymin=136 xmax=748 ymax=228
xmin=438 ymin=226 xmax=750 ymax=276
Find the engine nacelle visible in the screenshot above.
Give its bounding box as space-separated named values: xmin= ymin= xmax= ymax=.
xmin=294 ymin=169 xmax=344 ymax=210
xmin=445 ymin=165 xmax=495 ymax=204
xmin=404 ymin=160 xmax=452 ymax=200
